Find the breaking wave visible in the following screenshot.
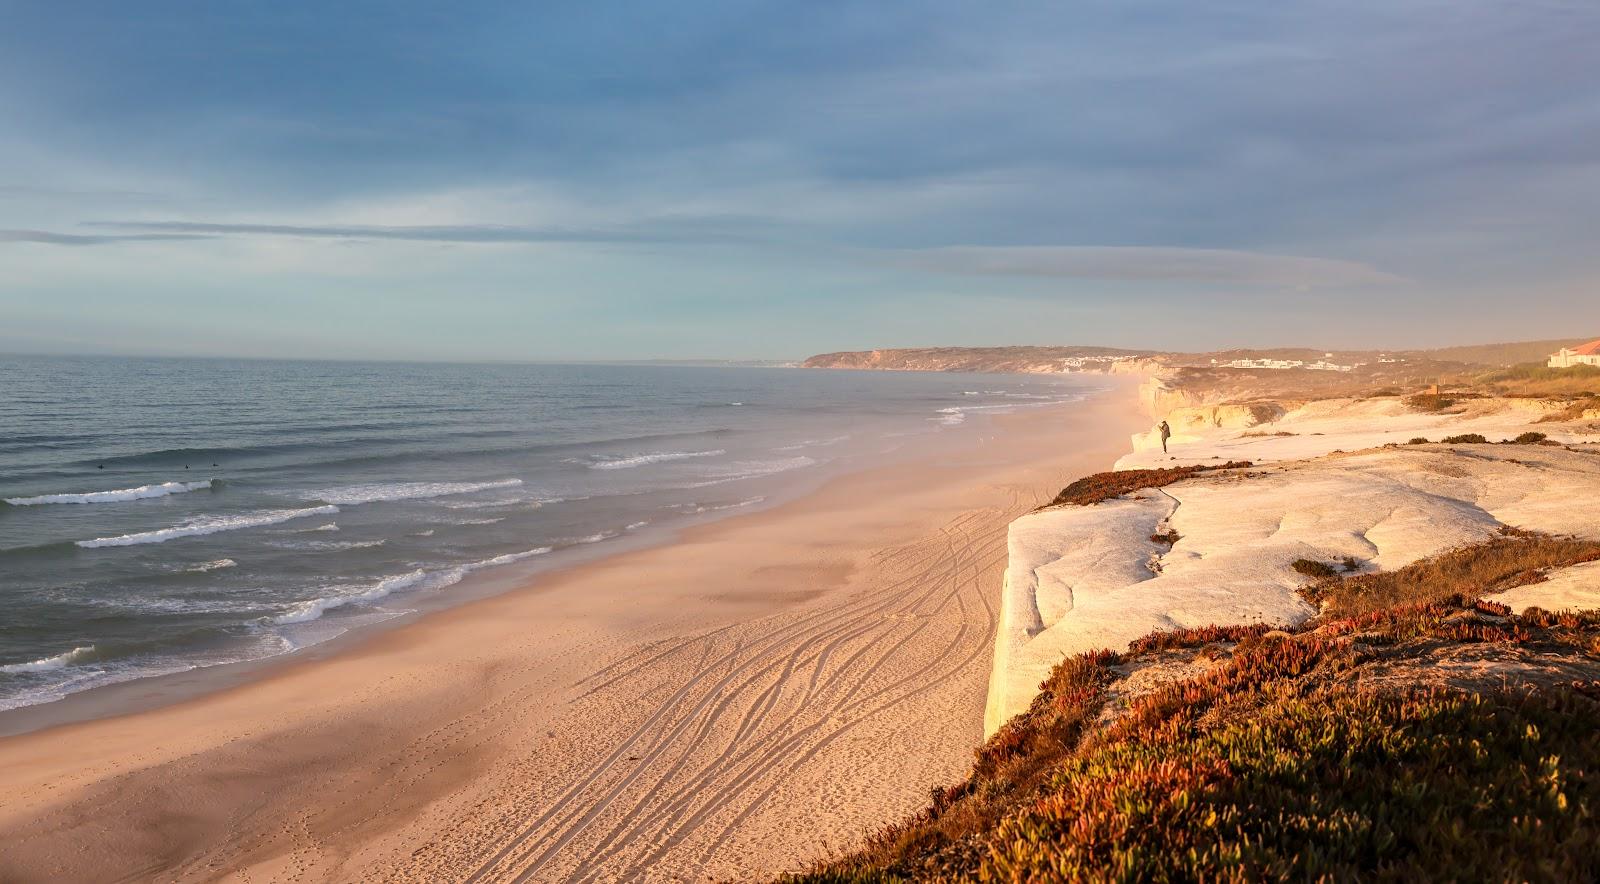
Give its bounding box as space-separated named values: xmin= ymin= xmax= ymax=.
xmin=1 ymin=645 xmax=97 ymax=674
xmin=272 ymin=547 xmax=552 ymax=625
xmin=303 ymin=479 xmax=523 ymax=506
xmin=585 ymin=450 xmax=724 ymax=470
xmin=5 ymin=480 xmax=214 ymax=506
xmin=77 ymin=506 xmax=340 ymax=548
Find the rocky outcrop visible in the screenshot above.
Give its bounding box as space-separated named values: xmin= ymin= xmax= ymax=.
xmin=990 ymin=395 xmax=1600 ymax=736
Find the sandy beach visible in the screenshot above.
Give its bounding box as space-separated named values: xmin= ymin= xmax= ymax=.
xmin=0 ymin=377 xmax=1147 ymax=883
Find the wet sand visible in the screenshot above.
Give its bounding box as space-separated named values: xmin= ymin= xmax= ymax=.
xmin=0 ymin=378 xmax=1147 ymax=882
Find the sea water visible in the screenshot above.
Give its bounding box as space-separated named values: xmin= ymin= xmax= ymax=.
xmin=0 ymin=355 xmax=1104 ymax=712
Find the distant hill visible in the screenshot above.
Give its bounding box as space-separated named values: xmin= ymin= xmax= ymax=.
xmin=800 ymin=346 xmax=1155 ymax=373
xmin=802 ymin=339 xmax=1591 ymax=374
xmin=1409 ymin=339 xmax=1589 ymax=368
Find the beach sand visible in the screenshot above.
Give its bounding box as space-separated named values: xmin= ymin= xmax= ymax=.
xmin=0 ymin=378 xmax=1148 ymax=883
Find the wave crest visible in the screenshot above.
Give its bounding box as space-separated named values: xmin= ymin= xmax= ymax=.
xmin=77 ymin=505 xmax=339 ymax=548
xmin=585 ymin=450 xmax=724 ymax=470
xmin=1 ymin=645 xmax=97 ymax=674
xmin=271 ymin=547 xmax=552 ymax=626
xmin=304 ymin=479 xmax=523 ymax=506
xmin=6 ymin=480 xmax=214 ymax=506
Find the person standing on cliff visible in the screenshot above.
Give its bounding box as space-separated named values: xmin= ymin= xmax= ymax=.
xmin=1159 ymin=420 xmax=1171 ymax=453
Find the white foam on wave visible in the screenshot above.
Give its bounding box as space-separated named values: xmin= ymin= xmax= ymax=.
xmin=774 ymin=435 xmax=849 ymax=452
xmin=77 ymin=505 xmax=340 ymax=548
xmin=676 ymin=495 xmax=767 ymax=514
xmin=586 ymin=450 xmax=725 ymax=470
xmin=684 ymin=456 xmax=815 ymax=488
xmin=304 ymin=479 xmax=523 ymax=506
xmin=267 ymin=539 xmax=387 ymax=551
xmin=1 ymin=645 xmax=96 ymax=674
xmin=272 ymin=546 xmax=552 ymax=625
xmin=570 ymin=530 xmax=619 ymax=544
xmin=273 ymin=569 xmax=429 ymax=625
xmin=6 ymin=480 xmax=213 ymax=506
xmin=438 ymin=497 xmax=521 ymax=510
xmin=182 ymin=559 xmax=237 ymax=573
xmin=934 ymin=394 xmax=1087 ymax=428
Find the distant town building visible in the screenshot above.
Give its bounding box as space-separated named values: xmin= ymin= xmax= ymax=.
xmin=1213 ymin=358 xmax=1359 ymax=372
xmin=1058 ymin=355 xmax=1137 ymax=369
xmin=1548 ymin=340 xmax=1600 ymax=368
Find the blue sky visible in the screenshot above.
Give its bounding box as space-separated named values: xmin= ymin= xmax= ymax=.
xmin=2 ymin=1 xmax=1597 ymax=360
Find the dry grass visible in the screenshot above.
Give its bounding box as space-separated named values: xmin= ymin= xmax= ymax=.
xmin=1299 ymin=532 xmax=1600 ymax=619
xmin=1539 ymin=395 xmax=1600 ymax=423
xmin=1479 ymin=362 xmax=1600 ymax=399
xmin=1043 ymin=462 xmax=1253 ymax=508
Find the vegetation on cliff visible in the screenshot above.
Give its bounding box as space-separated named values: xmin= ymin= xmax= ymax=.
xmin=1040 ymin=462 xmax=1253 ymax=508
xmin=786 ymin=535 xmax=1600 ymax=883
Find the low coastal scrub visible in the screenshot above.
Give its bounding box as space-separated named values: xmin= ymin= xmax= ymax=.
xmin=1290 ymin=558 xmax=1339 ymax=579
xmin=1291 ymin=557 xmax=1361 ymax=580
xmin=1481 ymin=362 xmax=1600 ymax=399
xmin=1297 ymin=531 xmax=1600 ymax=619
xmin=1441 ymin=432 xmax=1488 ymax=444
xmin=1511 ymin=430 xmax=1549 ymax=444
xmin=1403 ymin=392 xmax=1457 ymax=412
xmin=1539 ymin=396 xmax=1600 ymax=423
xmin=788 ymin=594 xmax=1600 ymax=883
xmin=1043 ymin=462 xmax=1253 ymax=508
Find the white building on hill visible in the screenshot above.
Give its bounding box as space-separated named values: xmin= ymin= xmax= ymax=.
xmin=1548 ymin=339 xmax=1600 ymax=368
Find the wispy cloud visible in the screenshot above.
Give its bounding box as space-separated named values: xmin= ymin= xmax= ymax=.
xmin=887 ymin=245 xmax=1407 ymax=288
xmin=0 ymin=229 xmax=212 ymax=245
xmin=83 ymin=219 xmax=759 ymax=245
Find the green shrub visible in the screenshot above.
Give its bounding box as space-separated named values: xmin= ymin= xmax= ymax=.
xmin=1291 ymin=558 xmax=1339 ymax=579
xmin=1442 ymin=433 xmax=1488 ymax=444
xmin=1511 ymin=431 xmax=1548 ymax=444
xmin=1407 ymin=437 xmax=1430 ymax=445
xmin=1405 ymin=393 xmax=1455 ymax=412
xmin=790 ymin=595 xmax=1600 ymax=883
xmin=1044 ymin=462 xmax=1253 ymax=508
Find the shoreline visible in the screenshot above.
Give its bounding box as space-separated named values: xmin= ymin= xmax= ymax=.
xmin=0 ymin=375 xmax=1149 ymax=882
xmin=0 ymin=371 xmax=1109 ymax=738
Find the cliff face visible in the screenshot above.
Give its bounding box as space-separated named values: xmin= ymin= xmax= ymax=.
xmin=801 ymin=346 xmax=1155 ymax=374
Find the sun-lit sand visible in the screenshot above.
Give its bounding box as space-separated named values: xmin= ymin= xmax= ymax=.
xmin=0 ymin=379 xmax=1148 ymax=882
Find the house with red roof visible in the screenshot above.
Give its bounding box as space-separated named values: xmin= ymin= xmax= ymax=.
xmin=1548 ymin=339 xmax=1600 ymax=368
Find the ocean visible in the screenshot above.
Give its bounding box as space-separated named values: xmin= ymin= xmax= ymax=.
xmin=0 ymin=355 xmax=1104 ymax=713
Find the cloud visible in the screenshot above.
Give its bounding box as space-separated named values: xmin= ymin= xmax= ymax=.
xmin=82 ymin=219 xmax=760 ymax=245
xmin=0 ymin=229 xmax=212 ymax=245
xmin=887 ymin=245 xmax=1407 ymax=288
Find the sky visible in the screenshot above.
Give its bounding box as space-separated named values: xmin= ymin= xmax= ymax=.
xmin=2 ymin=0 xmax=1598 ymax=361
